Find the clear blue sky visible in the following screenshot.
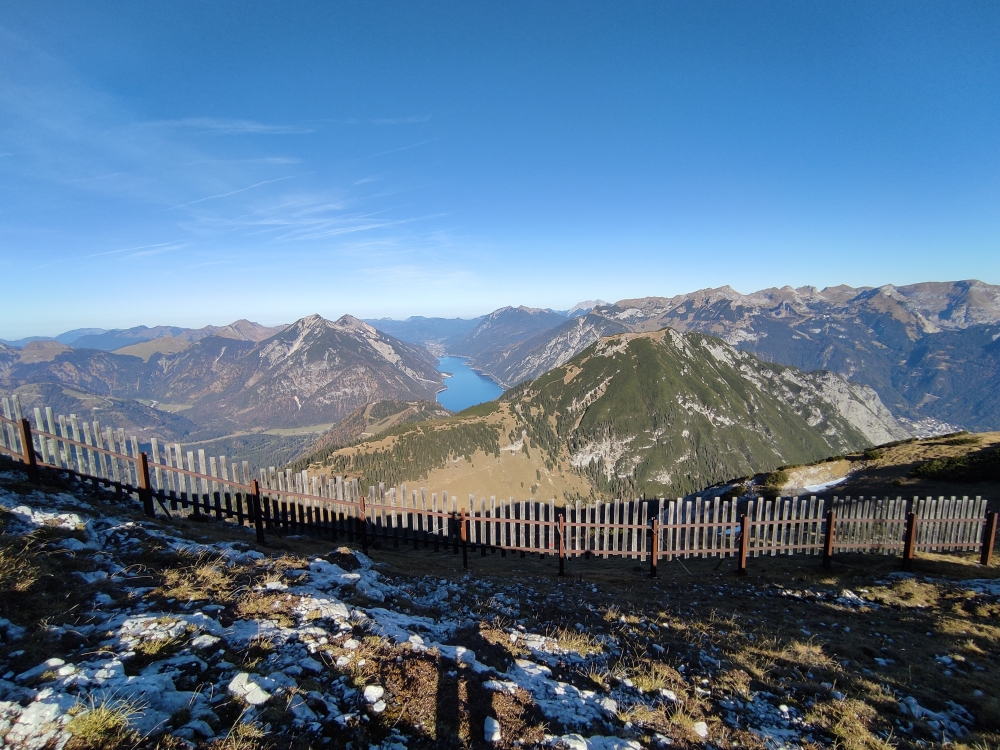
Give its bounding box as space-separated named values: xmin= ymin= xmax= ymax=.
xmin=2 ymin=1 xmax=998 ymax=338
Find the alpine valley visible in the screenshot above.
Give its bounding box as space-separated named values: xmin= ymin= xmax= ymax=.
xmin=401 ymin=280 xmax=1000 ymax=435
xmin=3 ymin=279 xmax=998 ymax=497
xmin=296 ymin=328 xmax=908 ymax=500
xmin=0 ymin=315 xmax=443 ymax=466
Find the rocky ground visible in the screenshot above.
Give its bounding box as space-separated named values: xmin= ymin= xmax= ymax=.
xmin=0 ymin=459 xmax=997 ymax=749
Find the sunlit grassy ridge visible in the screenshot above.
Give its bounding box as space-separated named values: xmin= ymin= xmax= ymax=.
xmin=302 ymin=329 xmax=884 ymax=499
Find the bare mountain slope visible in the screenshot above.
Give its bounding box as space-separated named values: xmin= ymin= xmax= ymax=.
xmin=485 ymin=312 xmax=630 ymax=387
xmin=307 ymin=328 xmax=906 ymax=499
xmin=365 ymin=316 xmax=481 ymax=350
xmin=464 ymin=280 xmax=1000 ymax=431
xmin=446 ymin=306 xmax=566 ymax=365
xmin=0 ymin=315 xmax=443 ymax=432
xmin=69 ymin=319 xmax=286 ymax=351
xmin=166 ymin=314 xmax=443 ymax=428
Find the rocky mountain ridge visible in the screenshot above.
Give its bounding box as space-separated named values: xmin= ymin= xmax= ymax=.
xmin=309 ymin=328 xmax=907 ymax=499
xmin=1 ymin=320 xmax=286 ymax=353
xmin=0 ymin=315 xmax=442 ymax=434
xmin=446 ymin=306 xmax=569 ymax=365
xmin=461 ymin=280 xmax=1000 ymax=432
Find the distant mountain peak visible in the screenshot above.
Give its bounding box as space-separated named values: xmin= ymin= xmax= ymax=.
xmin=515 ymin=305 xmax=552 ymax=315
xmin=334 ymin=314 xmax=379 ymax=336
xmin=567 ymin=299 xmax=608 ymax=315
xmin=299 ymin=313 xmax=330 ymax=327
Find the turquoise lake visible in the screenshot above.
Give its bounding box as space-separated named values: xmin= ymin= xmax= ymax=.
xmin=435 ymin=356 xmax=504 ymax=412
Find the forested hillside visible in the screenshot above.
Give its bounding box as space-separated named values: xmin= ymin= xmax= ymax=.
xmin=303 ymin=329 xmax=906 ymax=499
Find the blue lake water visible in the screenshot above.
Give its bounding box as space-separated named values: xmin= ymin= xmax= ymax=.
xmin=435 ymin=356 xmax=504 ymax=412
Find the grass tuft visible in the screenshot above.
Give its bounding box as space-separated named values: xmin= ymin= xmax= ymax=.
xmin=156 ymin=553 xmax=240 ymax=603
xmin=66 ymin=695 xmax=145 ymax=750
xmin=548 ymin=625 xmax=603 ymax=656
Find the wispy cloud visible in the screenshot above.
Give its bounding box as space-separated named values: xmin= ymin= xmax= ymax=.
xmin=171 ymin=176 xmax=299 ymax=209
xmin=360 ymin=139 xmax=437 ymax=161
xmin=322 ymin=115 xmax=432 ymax=126
xmin=85 ymin=241 xmax=187 ymax=259
xmin=180 ymin=186 xmax=446 ymax=244
xmin=185 ymin=156 xmax=302 ymax=166
xmin=33 ymin=241 xmax=186 ymax=269
xmin=370 ymin=115 xmax=432 ymax=125
xmin=162 ymin=117 xmax=315 ymax=135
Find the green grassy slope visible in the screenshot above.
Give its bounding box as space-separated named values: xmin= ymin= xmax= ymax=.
xmin=300 ymin=329 xmax=887 ymax=498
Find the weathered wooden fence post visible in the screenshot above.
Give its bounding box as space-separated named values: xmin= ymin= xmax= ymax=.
xmin=649 ymin=516 xmax=659 ymax=577
xmin=359 ymin=494 xmax=368 ymax=550
xmin=980 ymin=510 xmax=997 ymax=567
xmin=18 ymin=418 xmax=39 ymax=484
xmin=737 ymin=514 xmax=749 ymax=575
xmin=558 ymin=513 xmax=566 ymax=576
xmin=138 ymin=452 xmax=155 ymax=517
xmin=823 ymin=510 xmax=836 ymax=569
xmin=902 ymin=511 xmax=918 ymax=571
xmin=460 ymin=509 xmax=468 ymax=569
xmin=250 ymin=479 xmax=266 ymax=545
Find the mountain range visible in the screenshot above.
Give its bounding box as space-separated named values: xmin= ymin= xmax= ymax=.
xmin=4 ymin=279 xmax=999 ymax=482
xmin=0 ymin=319 xmax=285 ymax=352
xmin=303 ymin=327 xmax=907 ymax=499
xmin=0 ymin=315 xmax=441 ymax=436
xmin=404 ymin=280 xmax=1000 ymax=433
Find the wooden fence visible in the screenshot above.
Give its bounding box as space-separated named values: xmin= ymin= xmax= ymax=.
xmin=1 ymin=394 xmax=996 ymax=575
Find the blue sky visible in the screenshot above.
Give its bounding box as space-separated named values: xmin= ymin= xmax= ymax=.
xmin=2 ymin=1 xmax=998 ymax=338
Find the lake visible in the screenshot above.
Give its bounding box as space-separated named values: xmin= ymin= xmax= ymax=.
xmin=436 ymin=356 xmax=504 ymax=412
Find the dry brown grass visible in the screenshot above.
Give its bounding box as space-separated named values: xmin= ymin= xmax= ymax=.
xmin=547 ymin=624 xmax=603 ymax=656
xmin=868 ymin=577 xmax=941 ymax=608
xmin=805 ymin=698 xmax=895 ymax=750
xmin=627 ymin=660 xmax=685 ymax=694
xmin=125 ymin=634 xmax=186 ymax=675
xmin=239 ymin=635 xmax=275 ymax=670
xmin=233 ymin=591 xmax=301 ymax=628
xmin=208 ymin=720 xmax=271 ymax=750
xmin=65 ymin=695 xmax=145 ymax=750
xmin=0 ymin=538 xmax=40 ymax=594
xmin=780 ymin=638 xmax=838 ymax=671
xmin=155 ymin=553 xmax=241 ymax=603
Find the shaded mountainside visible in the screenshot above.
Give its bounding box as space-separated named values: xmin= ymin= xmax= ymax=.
xmin=301 ymin=400 xmax=451 ymax=460
xmin=0 ymin=315 xmax=443 ymax=432
xmin=0 ymin=327 xmax=108 ymax=348
xmin=304 ymin=329 xmax=906 ymax=498
xmin=69 ymin=319 xmax=286 ymax=351
xmin=6 ymin=382 xmax=198 ymax=440
xmin=365 ymin=316 xmax=482 ymax=349
xmin=446 ymin=306 xmax=567 ymax=365
xmin=468 ymin=280 xmax=1000 ymax=431
xmin=484 ymin=312 xmax=630 ymax=388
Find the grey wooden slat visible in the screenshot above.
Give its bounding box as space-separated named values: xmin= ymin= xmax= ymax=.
xmin=67 ymin=414 xmax=83 ymax=472
xmin=0 ymin=397 xmax=10 ymax=451
xmin=32 ymin=408 xmax=47 ymax=463
xmin=91 ymin=422 xmax=107 ymax=479
xmin=68 ymin=414 xmax=83 ymax=473
xmin=44 ymin=408 xmax=58 ymax=465
xmin=173 ymin=444 xmax=185 ymax=496
xmin=753 ymin=496 xmax=764 ymax=557
xmin=80 ymin=421 xmax=97 ymax=477
xmin=105 ymin=428 xmax=121 ymax=483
